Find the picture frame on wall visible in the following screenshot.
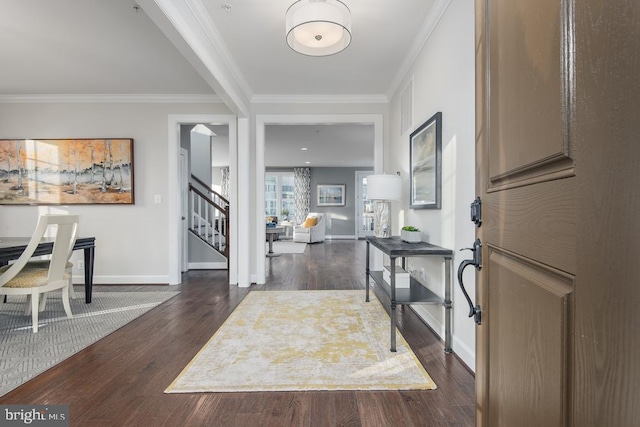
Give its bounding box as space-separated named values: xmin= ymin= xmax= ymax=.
xmin=316 ymin=184 xmax=346 ymax=207
xmin=410 ymin=112 xmax=442 ymax=209
xmin=0 ymin=138 xmax=134 ymax=205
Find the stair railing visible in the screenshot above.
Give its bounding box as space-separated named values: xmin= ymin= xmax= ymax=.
xmin=188 ymin=176 xmax=229 ymax=258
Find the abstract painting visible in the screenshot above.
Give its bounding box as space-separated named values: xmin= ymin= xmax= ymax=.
xmin=0 ymin=139 xmax=134 ymax=205
xmin=410 ymin=112 xmax=442 ymax=209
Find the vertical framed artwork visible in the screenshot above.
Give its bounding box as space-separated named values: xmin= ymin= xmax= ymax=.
xmin=316 ymin=184 xmax=346 ymax=206
xmin=410 ymin=112 xmax=442 ymax=209
xmin=0 ymin=138 xmax=134 ymax=205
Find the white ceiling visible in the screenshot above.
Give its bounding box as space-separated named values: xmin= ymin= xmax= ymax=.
xmin=0 ymin=0 xmax=445 ymax=166
xmin=265 ymin=124 xmax=374 ymax=168
xmin=202 ymin=0 xmax=438 ymax=97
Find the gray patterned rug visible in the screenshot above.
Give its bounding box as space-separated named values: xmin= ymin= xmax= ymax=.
xmin=0 ymin=290 xmax=178 ymax=397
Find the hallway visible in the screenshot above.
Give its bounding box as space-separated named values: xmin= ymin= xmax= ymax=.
xmin=2 ymin=240 xmax=474 ymax=426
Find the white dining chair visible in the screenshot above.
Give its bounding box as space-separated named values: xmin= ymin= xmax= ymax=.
xmin=0 ymin=214 xmax=80 ymax=332
xmin=21 ymin=216 xmax=80 ymax=302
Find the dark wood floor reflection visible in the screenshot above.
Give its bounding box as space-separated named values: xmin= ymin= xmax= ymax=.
xmin=1 ymin=240 xmax=475 ymax=426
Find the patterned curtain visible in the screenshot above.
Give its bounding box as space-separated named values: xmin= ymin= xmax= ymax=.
xmin=294 ymin=167 xmax=311 ymax=224
xmin=221 ymin=167 xmax=230 ymax=199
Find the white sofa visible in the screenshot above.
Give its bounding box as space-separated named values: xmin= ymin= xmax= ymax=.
xmin=293 ymin=213 xmax=326 ymax=243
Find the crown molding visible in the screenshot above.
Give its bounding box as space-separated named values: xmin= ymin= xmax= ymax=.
xmin=252 ymin=94 xmax=389 ymax=105
xmin=386 ymin=0 xmax=452 ymax=100
xmin=0 ymin=94 xmax=223 ymax=104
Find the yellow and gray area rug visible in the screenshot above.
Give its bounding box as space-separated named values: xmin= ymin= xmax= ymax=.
xmin=166 ymin=290 xmax=437 ymax=393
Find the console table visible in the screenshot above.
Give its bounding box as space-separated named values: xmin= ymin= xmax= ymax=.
xmin=365 ymin=236 xmax=453 ymax=353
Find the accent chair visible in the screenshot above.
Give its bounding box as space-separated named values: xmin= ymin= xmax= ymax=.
xmin=293 ymin=213 xmax=326 ymax=243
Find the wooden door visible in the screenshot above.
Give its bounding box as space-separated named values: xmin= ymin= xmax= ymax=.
xmin=475 ymin=0 xmax=640 ymax=425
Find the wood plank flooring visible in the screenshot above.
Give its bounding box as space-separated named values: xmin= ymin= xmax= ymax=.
xmin=0 ymin=240 xmax=475 ymax=426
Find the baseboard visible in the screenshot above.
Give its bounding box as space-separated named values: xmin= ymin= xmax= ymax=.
xmin=188 ymin=262 xmax=227 ymax=270
xmin=410 ymin=304 xmax=445 ymax=338
xmin=452 ymin=336 xmax=475 ymax=373
xmin=325 ymin=235 xmax=357 ymax=240
xmin=410 ymin=304 xmax=475 ymax=373
xmin=72 ymin=275 xmax=171 ymax=285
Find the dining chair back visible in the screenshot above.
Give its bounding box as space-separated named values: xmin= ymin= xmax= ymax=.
xmin=0 ymin=214 xmax=80 ymax=332
xmin=23 ymin=215 xmax=80 ymax=301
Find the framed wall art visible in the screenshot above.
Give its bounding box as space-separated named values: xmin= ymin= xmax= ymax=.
xmin=0 ymin=138 xmax=134 ymax=205
xmin=410 ymin=112 xmax=442 ymax=209
xmin=316 ymin=184 xmax=346 ymax=207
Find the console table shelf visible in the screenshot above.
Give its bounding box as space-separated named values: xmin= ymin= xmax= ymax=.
xmin=365 ymin=236 xmax=453 ymax=353
xmin=368 ymin=271 xmax=444 ymax=304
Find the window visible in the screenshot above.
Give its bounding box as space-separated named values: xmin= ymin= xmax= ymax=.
xmin=265 ymin=172 xmax=295 ymax=220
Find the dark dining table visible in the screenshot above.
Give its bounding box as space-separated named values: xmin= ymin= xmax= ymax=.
xmin=0 ymin=237 xmax=96 ymax=303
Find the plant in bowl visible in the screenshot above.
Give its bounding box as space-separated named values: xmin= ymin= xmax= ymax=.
xmin=401 ymin=226 xmax=422 ymax=243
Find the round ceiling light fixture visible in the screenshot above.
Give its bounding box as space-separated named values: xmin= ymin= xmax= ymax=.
xmin=285 ymin=0 xmax=352 ymax=57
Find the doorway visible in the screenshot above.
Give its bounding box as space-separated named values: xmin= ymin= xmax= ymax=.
xmin=167 ymin=114 xmax=237 ymax=285
xmin=355 ymin=171 xmax=374 ymax=238
xmin=255 ymin=114 xmax=384 ymax=285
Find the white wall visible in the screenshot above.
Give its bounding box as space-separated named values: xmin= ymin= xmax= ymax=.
xmin=388 ymin=0 xmax=476 ymax=370
xmin=190 ymin=131 xmax=211 ymax=184
xmin=0 ymin=101 xmax=230 ymax=284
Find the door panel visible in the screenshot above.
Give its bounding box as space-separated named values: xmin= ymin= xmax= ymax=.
xmin=488 ymin=0 xmax=568 ymax=184
xmin=488 ymin=248 xmax=572 ymax=426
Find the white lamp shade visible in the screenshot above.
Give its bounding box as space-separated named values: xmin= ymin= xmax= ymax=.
xmin=286 ymin=0 xmax=352 ymax=56
xmin=367 ymin=174 xmax=401 ymax=201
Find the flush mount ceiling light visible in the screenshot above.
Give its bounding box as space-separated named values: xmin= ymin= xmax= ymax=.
xmin=286 ymin=0 xmax=352 ymax=57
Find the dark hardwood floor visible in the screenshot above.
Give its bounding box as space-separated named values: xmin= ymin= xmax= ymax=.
xmin=0 ymin=240 xmax=475 ymax=426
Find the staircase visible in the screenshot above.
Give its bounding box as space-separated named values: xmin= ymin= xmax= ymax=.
xmin=188 ymin=175 xmax=229 ymax=259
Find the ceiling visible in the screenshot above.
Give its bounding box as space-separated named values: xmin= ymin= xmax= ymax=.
xmin=0 ymin=0 xmax=445 ymax=166
xmin=200 ymin=0 xmax=438 ymax=98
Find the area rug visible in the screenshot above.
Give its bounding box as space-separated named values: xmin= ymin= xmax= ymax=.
xmin=0 ymin=290 xmax=179 ymax=397
xmin=265 ymin=241 xmax=307 ymax=254
xmin=166 ymin=290 xmax=436 ymax=393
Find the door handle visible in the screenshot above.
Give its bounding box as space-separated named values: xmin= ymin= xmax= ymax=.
xmin=457 ymin=238 xmax=482 ymax=325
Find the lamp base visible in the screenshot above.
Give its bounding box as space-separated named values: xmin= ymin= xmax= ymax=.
xmin=373 ymin=201 xmax=392 ymax=238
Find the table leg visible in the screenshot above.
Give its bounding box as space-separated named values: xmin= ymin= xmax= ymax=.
xmin=390 ymin=261 xmax=397 ymax=352
xmin=266 ymin=233 xmax=280 ymax=257
xmin=1 ymin=262 xmax=6 ymax=303
xmin=365 ymin=241 xmax=370 ymax=302
xmin=444 ymin=256 xmax=453 ymax=353
xmin=83 ymin=246 xmax=95 ymax=303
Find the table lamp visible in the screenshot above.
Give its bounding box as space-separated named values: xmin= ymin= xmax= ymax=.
xmin=367 ymin=174 xmax=401 ymax=238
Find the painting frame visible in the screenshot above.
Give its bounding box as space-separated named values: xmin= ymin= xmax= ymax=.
xmin=410 ymin=112 xmax=442 ymax=209
xmin=316 ymin=184 xmax=346 ymax=207
xmin=0 ymin=138 xmax=135 ymax=205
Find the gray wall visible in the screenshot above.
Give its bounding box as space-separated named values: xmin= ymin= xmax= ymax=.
xmin=310 ymin=167 xmax=372 ymax=237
